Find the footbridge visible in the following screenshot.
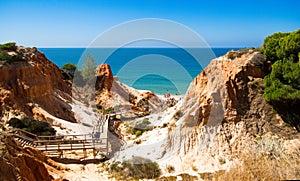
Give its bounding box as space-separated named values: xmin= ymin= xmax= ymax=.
xmin=10 ymin=114 xmax=110 ymax=158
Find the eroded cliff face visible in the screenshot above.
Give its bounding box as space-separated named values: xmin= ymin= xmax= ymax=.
xmin=182 ymin=50 xmax=295 ymax=135
xmin=94 ymin=64 xmax=162 ymax=117
xmin=0 ymin=46 xmax=76 ymax=123
xmin=163 ymin=50 xmax=298 ymax=172
xmin=0 ymin=134 xmax=56 ymax=181
xmin=95 ymin=64 xmax=114 ymax=93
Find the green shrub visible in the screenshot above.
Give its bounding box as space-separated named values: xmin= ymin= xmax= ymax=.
xmin=132 ymin=119 xmax=152 ymax=135
xmin=262 ymin=32 xmax=289 ymax=63
xmin=0 ymin=42 xmax=17 ymax=51
xmin=99 ymin=107 xmax=114 ymax=114
xmin=0 ymin=52 xmax=11 ymax=60
xmin=262 ymin=29 xmax=300 ymax=131
xmin=8 ymin=117 xmax=24 ymax=128
xmin=277 ymin=29 xmax=300 ymax=63
xmin=0 ymin=52 xmax=22 ymax=62
xmin=173 ymin=110 xmax=183 ymax=120
xmin=109 ymin=157 xmax=161 ymax=179
xmin=0 ymin=42 xmax=23 ymax=63
xmin=227 ymin=48 xmax=261 ymax=60
xmin=135 ymin=130 xmax=142 ymax=137
xmin=109 ymin=161 xmax=123 ymax=173
xmin=125 ymin=120 xmax=153 ymax=137
xmin=8 ymin=117 xmax=56 ymax=136
xmin=142 ymin=118 xmax=151 ymax=125
xmin=263 ymin=29 xmax=300 ymax=63
xmin=61 ymin=63 xmax=77 ymax=75
xmin=264 ymin=60 xmax=300 ymax=101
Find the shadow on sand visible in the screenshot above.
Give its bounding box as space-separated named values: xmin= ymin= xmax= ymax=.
xmin=51 ymin=157 xmax=108 ymax=165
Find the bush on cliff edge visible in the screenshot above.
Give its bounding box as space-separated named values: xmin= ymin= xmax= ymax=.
xmin=262 ymin=29 xmax=300 ymax=131
xmin=8 ymin=117 xmax=56 ymax=136
xmin=0 ymin=42 xmax=23 ymax=63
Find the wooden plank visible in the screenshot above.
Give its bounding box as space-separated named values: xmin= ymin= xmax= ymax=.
xmin=36 ymin=146 xmax=107 ymax=151
xmin=36 ymin=143 xmax=106 ymax=150
xmin=34 ymin=138 xmax=106 ymax=144
xmin=11 ymin=114 xmax=110 ymax=157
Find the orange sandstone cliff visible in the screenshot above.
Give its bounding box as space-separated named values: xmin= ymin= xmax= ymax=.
xmin=160 ymin=49 xmax=299 ymax=173
xmin=0 ymin=46 xmax=76 ymax=123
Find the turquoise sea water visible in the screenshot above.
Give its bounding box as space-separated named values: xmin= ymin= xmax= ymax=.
xmin=38 ymin=48 xmax=240 ymax=95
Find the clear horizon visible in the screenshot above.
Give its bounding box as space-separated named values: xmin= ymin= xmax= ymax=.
xmin=37 ymin=47 xmax=244 ymax=48
xmin=0 ymin=0 xmax=299 ymax=48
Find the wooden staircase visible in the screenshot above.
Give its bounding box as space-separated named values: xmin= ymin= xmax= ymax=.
xmin=10 ymin=115 xmax=110 ymax=158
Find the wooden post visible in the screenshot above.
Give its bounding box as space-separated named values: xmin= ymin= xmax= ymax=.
xmin=106 ymin=138 xmax=108 ymax=157
xmin=83 ymin=148 xmax=87 ymax=159
xmin=59 ymin=150 xmax=63 ymax=158
xmin=70 ymin=139 xmax=72 ymax=150
xmin=93 ymin=149 xmax=96 ymax=158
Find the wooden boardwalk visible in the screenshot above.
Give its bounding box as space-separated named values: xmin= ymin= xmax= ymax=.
xmin=34 ymin=134 xmax=108 ymax=158
xmin=11 ymin=114 xmax=110 ymax=158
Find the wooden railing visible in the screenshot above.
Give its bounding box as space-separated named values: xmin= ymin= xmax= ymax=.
xmin=12 ymin=128 xmax=39 ymax=139
xmin=10 ymin=128 xmax=108 ymax=157
xmin=8 ymin=114 xmax=110 ymax=158
xmin=35 ymin=134 xmax=107 ymax=149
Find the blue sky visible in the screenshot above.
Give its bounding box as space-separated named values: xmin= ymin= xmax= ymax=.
xmin=0 ymin=0 xmax=299 ymax=47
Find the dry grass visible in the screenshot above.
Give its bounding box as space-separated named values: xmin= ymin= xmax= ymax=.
xmin=217 ymin=135 xmax=300 ymax=181
xmin=219 ymin=152 xmax=300 ymax=181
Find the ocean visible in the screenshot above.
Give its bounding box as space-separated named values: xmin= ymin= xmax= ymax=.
xmin=38 ymin=48 xmax=240 ymax=95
